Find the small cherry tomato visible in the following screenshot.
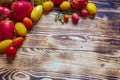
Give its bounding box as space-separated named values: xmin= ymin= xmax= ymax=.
xmin=64 ymin=14 xmax=69 ymax=22
xmin=80 ymin=9 xmax=89 ymax=17
xmin=6 ymin=46 xmax=17 ymax=58
xmin=23 ymin=17 xmax=33 ymax=29
xmin=72 ymin=13 xmax=79 ymax=24
xmin=15 ymin=22 xmax=27 ymax=37
xmin=86 ymin=2 xmax=97 ymax=15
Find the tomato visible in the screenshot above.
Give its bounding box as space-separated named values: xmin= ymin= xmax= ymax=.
xmin=0 ymin=7 xmax=11 ymax=21
xmin=64 ymin=14 xmax=69 ymax=22
xmin=0 ymin=35 xmax=2 ymax=42
xmin=86 ymin=2 xmax=97 ymax=15
xmin=23 ymin=17 xmax=33 ymax=29
xmin=0 ymin=39 xmax=12 ymax=51
xmin=0 ymin=20 xmax=14 ymax=39
xmin=0 ymin=0 xmax=14 ymax=8
xmin=71 ymin=0 xmax=88 ymax=9
xmin=6 ymin=46 xmax=17 ymax=58
xmin=12 ymin=37 xmax=24 ymax=48
xmin=72 ymin=13 xmax=79 ymax=24
xmin=15 ymin=22 xmax=27 ymax=36
xmin=80 ymin=9 xmax=89 ymax=17
xmin=51 ymin=0 xmax=67 ymax=5
xmin=30 ymin=5 xmax=43 ymax=22
xmin=11 ymin=1 xmax=33 ymax=21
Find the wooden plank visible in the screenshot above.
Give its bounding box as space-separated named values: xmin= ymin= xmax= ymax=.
xmin=0 ymin=49 xmax=120 ymax=79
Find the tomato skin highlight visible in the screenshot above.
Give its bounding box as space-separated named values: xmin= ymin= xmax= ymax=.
xmin=6 ymin=46 xmax=17 ymax=58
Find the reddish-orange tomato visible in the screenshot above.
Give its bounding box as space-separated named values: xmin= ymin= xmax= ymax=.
xmin=23 ymin=17 xmax=33 ymax=29
xmin=12 ymin=37 xmax=24 ymax=48
xmin=64 ymin=14 xmax=69 ymax=22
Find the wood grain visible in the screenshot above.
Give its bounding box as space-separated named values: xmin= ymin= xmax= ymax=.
xmin=0 ymin=0 xmax=120 ymax=80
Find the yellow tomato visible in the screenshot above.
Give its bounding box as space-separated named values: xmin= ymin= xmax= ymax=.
xmin=60 ymin=1 xmax=71 ymax=10
xmin=15 ymin=22 xmax=27 ymax=36
xmin=30 ymin=5 xmax=43 ymax=22
xmin=0 ymin=40 xmax=12 ymax=51
xmin=43 ymin=1 xmax=54 ymax=11
xmin=86 ymin=2 xmax=97 ymax=15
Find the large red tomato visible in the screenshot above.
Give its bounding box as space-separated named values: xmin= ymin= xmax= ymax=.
xmin=71 ymin=0 xmax=88 ymax=9
xmin=11 ymin=1 xmax=33 ymax=21
xmin=51 ymin=0 xmax=67 ymax=5
xmin=0 ymin=7 xmax=11 ymax=21
xmin=0 ymin=20 xmax=14 ymax=39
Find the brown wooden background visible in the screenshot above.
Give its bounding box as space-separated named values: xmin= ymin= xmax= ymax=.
xmin=0 ymin=0 xmax=120 ymax=80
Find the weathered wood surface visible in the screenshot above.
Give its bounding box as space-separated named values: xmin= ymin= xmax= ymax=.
xmin=0 ymin=0 xmax=120 ymax=80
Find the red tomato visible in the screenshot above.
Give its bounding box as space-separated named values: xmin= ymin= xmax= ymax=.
xmin=0 ymin=7 xmax=11 ymax=21
xmin=6 ymin=46 xmax=17 ymax=58
xmin=0 ymin=35 xmax=2 ymax=42
xmin=72 ymin=13 xmax=79 ymax=24
xmin=11 ymin=1 xmax=33 ymax=21
xmin=23 ymin=17 xmax=33 ymax=29
xmin=71 ymin=0 xmax=88 ymax=9
xmin=51 ymin=0 xmax=67 ymax=5
xmin=0 ymin=20 xmax=14 ymax=39
xmin=80 ymin=9 xmax=89 ymax=17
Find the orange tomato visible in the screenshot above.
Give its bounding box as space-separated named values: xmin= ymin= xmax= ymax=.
xmin=23 ymin=17 xmax=33 ymax=29
xmin=64 ymin=14 xmax=69 ymax=22
xmin=12 ymin=37 xmax=24 ymax=48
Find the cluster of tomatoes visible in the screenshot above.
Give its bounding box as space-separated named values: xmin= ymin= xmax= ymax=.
xmin=0 ymin=0 xmax=97 ymax=61
xmin=0 ymin=0 xmax=34 ymax=60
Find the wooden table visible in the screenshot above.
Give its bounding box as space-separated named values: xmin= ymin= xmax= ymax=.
xmin=0 ymin=0 xmax=120 ymax=80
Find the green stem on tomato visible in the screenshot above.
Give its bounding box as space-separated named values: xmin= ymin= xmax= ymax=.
xmin=61 ymin=9 xmax=74 ymax=15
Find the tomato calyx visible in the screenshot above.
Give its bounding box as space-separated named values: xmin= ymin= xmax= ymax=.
xmin=0 ymin=6 xmax=11 ymax=21
xmin=0 ymin=14 xmax=6 ymax=20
